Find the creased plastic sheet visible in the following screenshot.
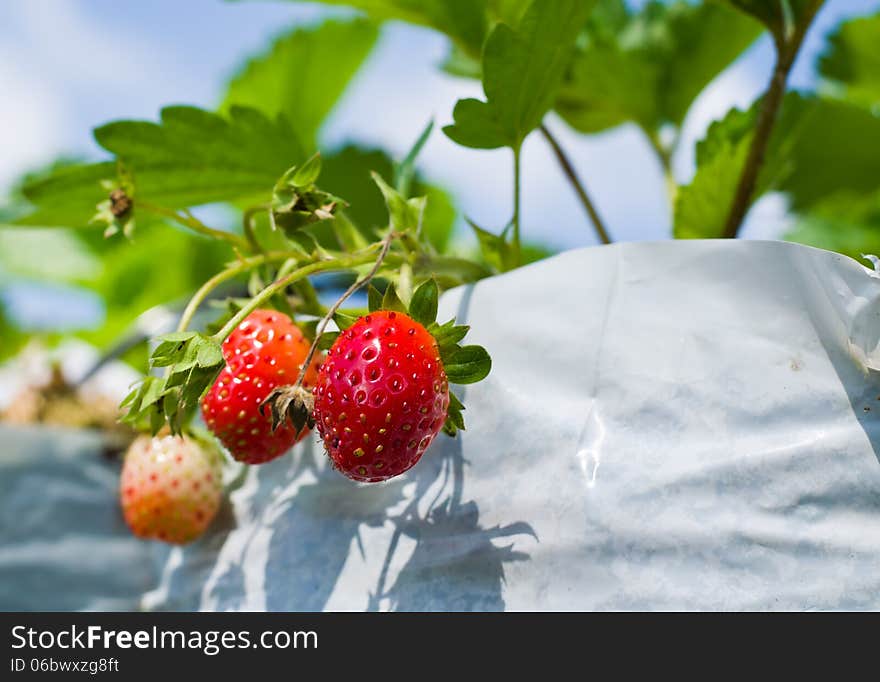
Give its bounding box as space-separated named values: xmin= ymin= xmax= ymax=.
xmin=0 ymin=426 xmax=164 ymax=611
xmin=6 ymin=239 xmax=880 ymax=611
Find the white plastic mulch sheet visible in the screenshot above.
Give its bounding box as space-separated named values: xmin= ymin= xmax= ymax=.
xmin=140 ymin=240 xmax=880 ymax=610
xmin=0 ymin=426 xmax=164 ymax=611
xmin=5 ymin=240 xmax=880 ymax=610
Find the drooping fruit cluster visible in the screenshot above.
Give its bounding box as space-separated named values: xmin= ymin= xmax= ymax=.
xmin=201 ymin=309 xmax=321 ymax=464
xmin=313 ymin=311 xmax=449 ymax=482
xmin=120 ymin=434 xmax=222 ymax=544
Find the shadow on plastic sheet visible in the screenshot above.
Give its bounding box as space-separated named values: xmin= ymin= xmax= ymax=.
xmin=212 ymin=284 xmax=537 ymax=611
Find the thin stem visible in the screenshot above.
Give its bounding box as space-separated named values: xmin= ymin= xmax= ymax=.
xmin=512 ymin=145 xmax=522 ymax=265
xmin=212 ymin=242 xmax=398 ymax=343
xmin=645 ymin=129 xmax=677 ymax=206
xmin=540 ymin=124 xmax=612 ymax=245
xmin=175 ymin=252 xmax=293 ymax=334
xmin=722 ymin=0 xmax=824 ymax=238
xmin=292 ymin=232 xmax=397 ymax=392
xmin=138 ymin=201 xmax=249 ymax=250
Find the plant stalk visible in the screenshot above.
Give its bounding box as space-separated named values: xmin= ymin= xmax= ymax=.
xmin=540 ymin=124 xmax=612 ymax=245
xmin=722 ymin=0 xmax=825 ymax=238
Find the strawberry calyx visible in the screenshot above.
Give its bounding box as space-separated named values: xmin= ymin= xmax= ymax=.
xmin=328 ymin=277 xmax=490 ymax=437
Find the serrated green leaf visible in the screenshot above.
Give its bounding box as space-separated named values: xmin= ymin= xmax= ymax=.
xmin=819 ymin=12 xmax=880 ymax=110
xmin=13 ymin=162 xmax=117 ymax=227
xmin=409 ymin=278 xmax=438 ymax=326
xmin=93 ymin=105 xmax=306 ymax=209
xmin=674 ymin=92 xmax=809 ymax=238
xmin=445 ymin=0 xmax=596 ymax=150
xmin=445 ymin=345 xmax=492 ymax=384
xmin=222 ymin=20 xmax=378 ymax=149
xmin=380 ymin=283 xmax=408 ymax=313
xmin=281 ymin=0 xmax=489 ymax=57
xmin=557 ymin=1 xmax=761 ymax=133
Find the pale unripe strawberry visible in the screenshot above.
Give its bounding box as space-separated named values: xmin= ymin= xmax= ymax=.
xmin=120 ymin=434 xmax=223 ymax=544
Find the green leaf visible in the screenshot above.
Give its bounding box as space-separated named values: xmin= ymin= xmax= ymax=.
xmin=674 ymin=92 xmax=809 ymax=239
xmin=785 ymin=190 xmax=880 ymax=262
xmin=444 ymin=345 xmax=492 ymax=384
xmin=122 ymin=332 xmax=225 ymax=435
xmin=282 ymin=0 xmax=489 ymax=57
xmin=721 ymin=0 xmax=819 ymax=43
xmin=93 ymin=105 xmax=306 ymax=209
xmin=557 ymin=1 xmax=761 ymax=133
xmin=819 ymin=12 xmax=880 ymax=110
xmin=371 ymin=171 xmax=426 ymax=233
xmin=395 ymin=120 xmax=434 ymax=197
xmin=780 ymin=97 xmax=880 ymax=211
xmin=467 ymin=218 xmax=516 ymax=272
xmin=14 ymin=162 xmax=117 ymax=227
xmin=445 ymin=0 xmax=596 ymax=149
xmin=222 ymin=19 xmax=378 ymax=149
xmin=292 ymin=153 xmax=323 ymax=188
xmin=409 ymin=278 xmax=438 ymax=326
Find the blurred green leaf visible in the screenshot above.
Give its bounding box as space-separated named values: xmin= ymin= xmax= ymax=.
xmin=14 ymin=162 xmax=117 ymax=228
xmin=675 ymin=92 xmax=808 ymax=238
xmin=0 ymin=229 xmax=101 ymax=282
xmin=284 ymin=0 xmax=489 ymax=56
xmin=819 ymin=12 xmax=880 ymax=110
xmin=222 ymin=20 xmax=379 ymax=148
xmin=445 ymin=0 xmax=596 ymax=150
xmin=557 ymin=1 xmax=761 ymax=134
xmin=92 ymin=105 xmax=306 ymax=209
xmin=780 ymin=97 xmax=880 ymax=211
xmin=721 ymin=0 xmax=819 ymax=43
xmin=785 ymin=190 xmax=880 ymax=261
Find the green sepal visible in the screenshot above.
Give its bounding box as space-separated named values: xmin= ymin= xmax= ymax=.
xmin=367 ymin=284 xmax=383 ymax=313
xmin=409 ymin=278 xmax=438 ymax=327
xmin=381 ymin=282 xmax=408 ymax=314
xmin=334 ymin=311 xmax=359 ymax=331
xmin=442 ymin=391 xmax=466 ymax=437
xmin=443 ymin=345 xmax=492 ymax=385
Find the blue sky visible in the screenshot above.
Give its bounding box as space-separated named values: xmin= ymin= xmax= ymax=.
xmin=1 ymin=0 xmax=878 ymax=251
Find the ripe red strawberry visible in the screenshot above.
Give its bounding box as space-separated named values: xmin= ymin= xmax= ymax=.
xmin=201 ymin=309 xmax=322 ymax=464
xmin=313 ymin=310 xmax=450 ymax=482
xmin=120 ymin=434 xmax=222 ymax=544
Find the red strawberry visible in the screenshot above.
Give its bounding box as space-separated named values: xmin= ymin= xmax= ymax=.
xmin=313 ymin=310 xmax=450 ymax=482
xmin=202 ymin=309 xmax=321 ymax=464
xmin=120 ymin=434 xmax=222 ymax=544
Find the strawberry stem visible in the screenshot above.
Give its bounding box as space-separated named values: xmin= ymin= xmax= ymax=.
xmin=138 ymin=201 xmax=250 ymax=251
xmin=212 ymin=240 xmax=400 ymax=343
xmin=292 ymin=231 xmax=398 ymax=393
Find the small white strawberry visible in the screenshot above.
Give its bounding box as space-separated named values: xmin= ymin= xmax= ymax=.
xmin=120 ymin=434 xmax=223 ymax=544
